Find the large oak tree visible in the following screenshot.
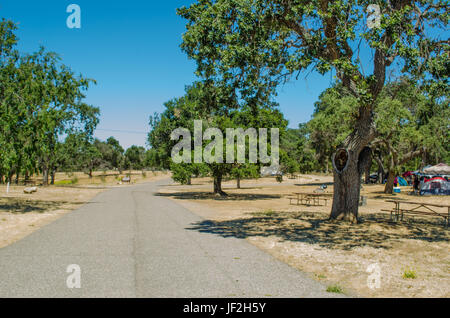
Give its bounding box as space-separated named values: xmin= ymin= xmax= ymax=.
xmin=178 ymin=0 xmax=449 ymax=222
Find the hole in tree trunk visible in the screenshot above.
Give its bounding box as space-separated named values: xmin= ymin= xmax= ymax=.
xmin=333 ymin=148 xmax=349 ymax=174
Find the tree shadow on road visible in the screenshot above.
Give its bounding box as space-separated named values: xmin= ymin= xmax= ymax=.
xmin=186 ymin=211 xmax=449 ymax=250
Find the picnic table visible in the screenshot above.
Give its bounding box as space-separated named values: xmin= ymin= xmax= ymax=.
xmin=287 ymin=192 xmax=331 ymax=207
xmin=384 ymin=200 xmax=450 ymax=226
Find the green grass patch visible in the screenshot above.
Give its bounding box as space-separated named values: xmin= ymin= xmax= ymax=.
xmin=315 ymin=273 xmax=327 ymax=280
xmin=54 ymin=176 xmax=78 ymax=186
xmin=402 ymin=268 xmax=417 ymax=279
xmin=54 ymin=179 xmax=73 ymax=186
xmin=261 ymin=209 xmax=276 ymax=217
xmin=326 ymin=284 xmax=344 ymax=294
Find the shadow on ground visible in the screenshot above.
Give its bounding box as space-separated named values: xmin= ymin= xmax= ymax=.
xmin=156 ymin=191 xmax=281 ymax=201
xmin=0 ymin=198 xmax=83 ymax=214
xmin=294 ymin=182 xmax=334 ymax=187
xmin=186 ymin=211 xmax=449 ymax=250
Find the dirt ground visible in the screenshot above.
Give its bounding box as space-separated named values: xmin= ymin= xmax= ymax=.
xmin=0 ymin=170 xmax=169 ymax=249
xmin=159 ymin=175 xmax=450 ymax=298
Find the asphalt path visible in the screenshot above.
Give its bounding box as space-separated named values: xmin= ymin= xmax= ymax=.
xmin=0 ymin=179 xmax=339 ymax=298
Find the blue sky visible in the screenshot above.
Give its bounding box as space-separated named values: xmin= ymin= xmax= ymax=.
xmin=0 ymin=1 xmax=333 ymax=149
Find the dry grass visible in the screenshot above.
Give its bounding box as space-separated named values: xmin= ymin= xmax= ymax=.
xmin=159 ymin=175 xmax=450 ymax=298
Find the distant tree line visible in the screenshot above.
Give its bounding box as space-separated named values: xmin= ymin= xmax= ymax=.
xmin=55 ymin=135 xmax=162 ymax=177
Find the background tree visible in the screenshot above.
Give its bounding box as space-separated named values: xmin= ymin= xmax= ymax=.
xmin=280 ymin=125 xmax=320 ymax=174
xmin=106 ymin=137 xmax=125 ymax=172
xmin=149 ymin=81 xmax=286 ymax=196
xmin=372 ymin=80 xmax=448 ymax=193
xmin=308 ymin=80 xmax=448 ymax=193
xmin=178 ymin=0 xmax=448 ymax=222
xmin=308 ymin=85 xmax=356 ymax=174
xmin=124 ymin=145 xmax=146 ymax=170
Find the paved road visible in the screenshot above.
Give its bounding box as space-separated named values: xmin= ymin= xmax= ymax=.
xmin=0 ymin=179 xmax=338 ymax=297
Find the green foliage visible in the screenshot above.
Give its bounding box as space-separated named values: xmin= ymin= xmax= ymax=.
xmin=124 ymin=145 xmax=146 ymax=170
xmin=281 ymin=125 xmax=319 ymax=174
xmin=179 ymin=0 xmax=448 ymax=106
xmin=0 ymin=20 xmax=99 ymax=184
xmin=306 ymin=81 xmax=448 ymax=187
xmin=170 ymin=162 xmax=196 ymax=185
xmin=178 ymin=0 xmax=448 ymax=209
xmin=148 ymin=81 xmax=288 ymax=194
xmin=308 ymin=85 xmax=357 ymax=171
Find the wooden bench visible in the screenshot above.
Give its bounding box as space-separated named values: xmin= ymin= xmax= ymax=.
xmin=385 ymin=200 xmax=450 ymax=226
xmin=288 ymin=193 xmax=330 ymax=207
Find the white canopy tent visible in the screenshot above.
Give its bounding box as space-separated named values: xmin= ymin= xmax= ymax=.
xmin=423 ymin=163 xmax=450 ymax=175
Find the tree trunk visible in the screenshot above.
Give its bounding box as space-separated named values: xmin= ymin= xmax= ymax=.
xmin=15 ymin=171 xmax=19 ymax=185
xmin=330 ymin=152 xmax=363 ymax=223
xmin=50 ymin=170 xmax=56 ymax=185
xmin=420 ymin=150 xmax=426 ymax=170
xmin=378 ymin=165 xmax=385 ymax=184
xmin=384 ymin=170 xmax=395 ymax=194
xmin=42 ymin=168 xmax=49 ymax=186
xmin=213 ymin=174 xmax=227 ymax=197
xmin=7 ymin=173 xmax=13 ymax=185
xmin=330 ymin=107 xmax=375 ymax=223
xmin=187 ymin=176 xmax=192 ymax=185
xmin=24 ymin=171 xmax=30 ymax=185
xmin=237 ymin=176 xmax=241 ymax=189
xmin=364 ymin=163 xmax=371 ymax=184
